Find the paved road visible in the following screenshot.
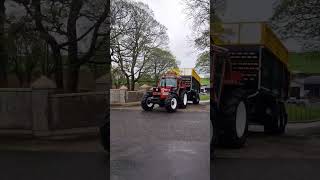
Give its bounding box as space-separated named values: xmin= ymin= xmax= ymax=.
xmin=213 ymin=122 xmax=320 ymax=180
xmin=110 ymin=106 xmax=210 ymax=180
xmin=0 ymin=151 xmax=108 ymax=180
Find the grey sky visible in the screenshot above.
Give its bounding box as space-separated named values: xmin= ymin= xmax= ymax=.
xmin=132 ymin=0 xmax=301 ymax=70
xmin=134 ymin=0 xmax=198 ymax=68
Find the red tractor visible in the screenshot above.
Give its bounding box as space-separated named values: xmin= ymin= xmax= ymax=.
xmin=141 ymin=69 xmax=201 ymax=113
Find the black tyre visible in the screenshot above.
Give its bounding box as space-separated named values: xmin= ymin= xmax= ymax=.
xmin=193 ymin=93 xmax=200 ymax=104
xmin=278 ymin=102 xmax=288 ymax=134
xmin=218 ymin=89 xmax=248 ymax=148
xmin=165 ymin=94 xmax=178 ymax=113
xmin=211 ymin=102 xmax=217 ymax=160
xmin=100 ymin=122 xmax=109 ymax=151
xmin=210 ymin=118 xmax=217 ymax=160
xmin=264 ymin=101 xmax=287 ymax=134
xmin=178 ymin=90 xmax=188 ymax=109
xmin=141 ymin=92 xmax=154 ymax=111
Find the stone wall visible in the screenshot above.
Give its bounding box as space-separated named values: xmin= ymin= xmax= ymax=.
xmin=110 ymin=88 xmax=145 ymax=104
xmin=49 ymin=92 xmax=107 ymax=130
xmin=0 ymin=88 xmax=33 ymax=130
xmin=127 ymin=91 xmax=144 ymax=103
xmin=0 ymin=76 xmax=108 ymax=138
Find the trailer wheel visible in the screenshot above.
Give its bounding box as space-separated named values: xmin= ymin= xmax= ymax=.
xmin=179 ymin=90 xmax=188 ymax=109
xmin=141 ymin=93 xmax=154 ymax=111
xmin=165 ymin=94 xmax=178 ymax=113
xmin=264 ymin=101 xmax=287 ymax=134
xmin=219 ymin=89 xmax=248 ymax=148
xmin=193 ymin=93 xmax=200 ymax=104
xmin=278 ymin=102 xmax=288 ymax=134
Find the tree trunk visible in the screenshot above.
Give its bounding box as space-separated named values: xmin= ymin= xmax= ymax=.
xmin=130 ymin=76 xmax=135 ymax=91
xmin=125 ymin=76 xmax=130 ymax=90
xmin=0 ymin=0 xmax=8 ymax=88
xmin=51 ymin=45 xmax=64 ymax=89
xmin=32 ymin=0 xmax=63 ymax=89
xmin=66 ymin=0 xmax=83 ymax=92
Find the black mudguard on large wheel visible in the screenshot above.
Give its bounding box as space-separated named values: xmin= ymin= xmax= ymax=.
xmin=218 ymin=89 xmax=248 ymax=148
xmin=100 ymin=122 xmax=109 ymax=151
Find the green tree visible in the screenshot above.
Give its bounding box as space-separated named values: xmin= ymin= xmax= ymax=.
xmin=195 ymin=51 xmax=209 ymax=74
xmin=144 ymin=48 xmax=178 ymax=85
xmin=271 ymin=0 xmax=320 ymax=51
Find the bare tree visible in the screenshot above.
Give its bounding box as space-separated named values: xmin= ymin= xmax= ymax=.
xmin=183 ymin=0 xmax=225 ymax=50
xmin=0 ymin=0 xmax=8 ymax=87
xmin=111 ymin=1 xmax=169 ymax=90
xmin=13 ymin=0 xmax=110 ymax=92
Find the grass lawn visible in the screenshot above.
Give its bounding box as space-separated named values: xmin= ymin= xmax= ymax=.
xmin=201 ymin=78 xmax=209 ymax=86
xmin=289 ymin=53 xmax=320 ymax=73
xmin=200 ymin=94 xmax=210 ymax=101
xmin=286 ymin=104 xmax=320 ymax=123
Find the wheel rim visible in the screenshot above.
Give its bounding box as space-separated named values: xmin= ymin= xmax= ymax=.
xmin=171 ymin=98 xmax=177 ymax=109
xmin=236 ymin=101 xmax=246 ymax=138
xmin=183 ymin=94 xmax=187 ymax=105
xmin=147 ymin=97 xmax=153 ymax=108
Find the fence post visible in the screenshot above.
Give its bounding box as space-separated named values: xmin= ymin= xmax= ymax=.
xmin=119 ymin=86 xmax=128 ymax=103
xmin=31 ymin=76 xmax=56 ymax=137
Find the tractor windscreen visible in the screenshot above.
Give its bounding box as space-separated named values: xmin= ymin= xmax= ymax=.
xmin=160 ymin=78 xmax=177 ymax=87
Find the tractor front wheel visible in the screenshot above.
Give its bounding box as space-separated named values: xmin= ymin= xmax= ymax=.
xmin=165 ymin=94 xmax=178 ymax=113
xmin=141 ymin=93 xmax=154 ymax=111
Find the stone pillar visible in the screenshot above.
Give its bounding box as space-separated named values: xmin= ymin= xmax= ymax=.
xmin=31 ymin=76 xmax=56 ymax=137
xmin=140 ymin=84 xmax=151 ymax=93
xmin=119 ymin=86 xmax=128 ymax=103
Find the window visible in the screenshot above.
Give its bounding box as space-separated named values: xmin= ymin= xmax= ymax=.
xmin=160 ymin=78 xmax=177 ymax=87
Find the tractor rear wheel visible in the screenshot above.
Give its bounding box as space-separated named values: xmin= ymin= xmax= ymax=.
xmin=179 ymin=90 xmax=188 ymax=109
xmin=141 ymin=93 xmax=154 ymax=111
xmin=218 ymin=89 xmax=248 ymax=148
xmin=165 ymin=94 xmax=178 ymax=113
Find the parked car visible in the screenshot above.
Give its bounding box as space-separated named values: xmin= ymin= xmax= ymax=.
xmin=287 ymin=97 xmax=310 ymax=106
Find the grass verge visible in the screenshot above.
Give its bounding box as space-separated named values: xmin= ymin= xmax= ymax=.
xmin=287 ymin=104 xmax=320 ymax=123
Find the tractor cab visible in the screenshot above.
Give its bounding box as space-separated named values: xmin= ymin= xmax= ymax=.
xmin=153 ymin=71 xmax=185 ymax=99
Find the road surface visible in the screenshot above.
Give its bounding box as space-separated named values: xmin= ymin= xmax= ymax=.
xmin=0 ymin=151 xmax=108 ymax=180
xmin=110 ymin=105 xmax=210 ymax=180
xmin=212 ymin=122 xmax=320 ymax=180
